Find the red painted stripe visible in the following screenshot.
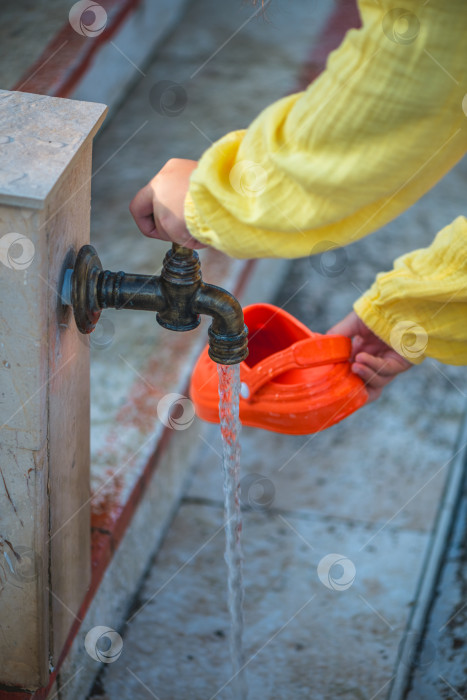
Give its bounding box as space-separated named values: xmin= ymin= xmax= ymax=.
xmin=296 ymin=0 xmax=361 ymax=90
xmin=12 ymin=0 xmax=142 ymax=98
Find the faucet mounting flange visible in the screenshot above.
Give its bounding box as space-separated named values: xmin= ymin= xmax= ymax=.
xmin=71 ymin=245 xmax=104 ymax=334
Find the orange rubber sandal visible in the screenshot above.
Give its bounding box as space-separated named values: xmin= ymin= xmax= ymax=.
xmin=190 ymin=303 xmax=368 ymax=435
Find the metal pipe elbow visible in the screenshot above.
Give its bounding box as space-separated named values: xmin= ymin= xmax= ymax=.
xmin=193 ymin=283 xmax=248 ymax=365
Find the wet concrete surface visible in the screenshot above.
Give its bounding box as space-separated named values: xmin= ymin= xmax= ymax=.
xmin=97 ymin=503 xmax=428 ymax=700
xmin=406 ymin=482 xmax=467 ymax=700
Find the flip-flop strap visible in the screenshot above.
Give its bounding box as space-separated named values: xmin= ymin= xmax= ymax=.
xmin=241 ymin=335 xmax=351 ymax=400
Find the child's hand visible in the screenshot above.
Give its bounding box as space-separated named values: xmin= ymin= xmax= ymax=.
xmin=327 ymin=311 xmax=413 ymax=402
xmin=129 ymin=158 xmax=206 ymax=249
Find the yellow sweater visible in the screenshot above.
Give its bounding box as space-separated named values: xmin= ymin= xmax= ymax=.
xmin=184 ymin=0 xmax=467 ymax=365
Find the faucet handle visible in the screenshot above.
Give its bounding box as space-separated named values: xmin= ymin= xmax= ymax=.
xmin=171 ymin=242 xmax=193 ymax=256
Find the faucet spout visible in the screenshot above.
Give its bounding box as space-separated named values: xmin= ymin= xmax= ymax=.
xmin=193 ymin=283 xmax=248 ymax=365
xmin=62 ymin=242 xmax=248 ymax=365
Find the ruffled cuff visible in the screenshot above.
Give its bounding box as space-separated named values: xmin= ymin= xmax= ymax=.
xmin=353 ymin=215 xmax=467 ymax=366
xmin=353 ymin=293 xmax=425 ymax=365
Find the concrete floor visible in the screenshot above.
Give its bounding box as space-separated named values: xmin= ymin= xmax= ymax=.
xmin=82 ymin=0 xmax=467 ymax=698
xmin=407 ymin=485 xmax=467 ymax=700
xmin=0 ymin=0 xmax=71 ymax=90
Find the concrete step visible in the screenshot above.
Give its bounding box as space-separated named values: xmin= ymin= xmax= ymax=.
xmin=5 ymin=0 xmax=192 ymax=114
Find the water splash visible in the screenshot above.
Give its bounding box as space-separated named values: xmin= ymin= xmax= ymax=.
xmin=217 ymin=363 xmax=248 ymax=700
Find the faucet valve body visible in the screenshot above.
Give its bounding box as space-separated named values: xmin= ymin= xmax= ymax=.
xmin=62 ymin=243 xmax=248 ymax=365
xmin=157 ymin=244 xmax=202 ymax=331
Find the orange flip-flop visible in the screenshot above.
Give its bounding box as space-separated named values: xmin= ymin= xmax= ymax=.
xmin=190 ymin=303 xmax=368 ymax=435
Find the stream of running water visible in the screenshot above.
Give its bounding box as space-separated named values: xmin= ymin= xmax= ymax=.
xmin=217 ymin=363 xmax=248 ymax=700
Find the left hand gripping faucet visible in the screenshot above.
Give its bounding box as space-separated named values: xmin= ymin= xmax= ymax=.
xmin=61 ymin=243 xmax=248 ymax=365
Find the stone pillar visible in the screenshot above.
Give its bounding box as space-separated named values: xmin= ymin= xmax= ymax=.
xmin=0 ymin=90 xmax=106 ymax=689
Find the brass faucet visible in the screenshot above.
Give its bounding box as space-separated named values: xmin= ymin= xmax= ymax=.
xmin=61 ymin=243 xmax=248 ymax=365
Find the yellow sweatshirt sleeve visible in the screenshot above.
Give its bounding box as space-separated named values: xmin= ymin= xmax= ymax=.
xmin=354 ymin=216 xmax=467 ymax=366
xmin=184 ymin=0 xmax=467 ymax=259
